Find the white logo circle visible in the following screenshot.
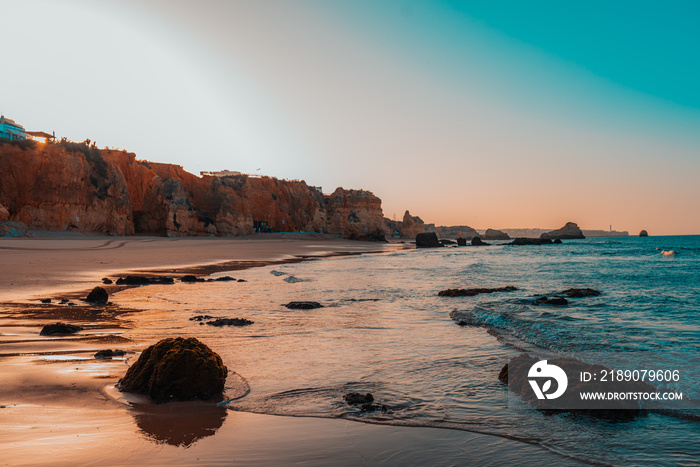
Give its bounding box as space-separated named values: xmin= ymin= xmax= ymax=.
xmin=528 ymin=360 xmax=568 ymax=400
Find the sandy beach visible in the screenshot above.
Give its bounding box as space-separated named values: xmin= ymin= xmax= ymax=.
xmin=0 ymin=234 xmax=584 ymax=466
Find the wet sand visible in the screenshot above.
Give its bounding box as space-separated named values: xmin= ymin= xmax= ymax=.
xmin=0 ymin=234 xmax=584 ymax=465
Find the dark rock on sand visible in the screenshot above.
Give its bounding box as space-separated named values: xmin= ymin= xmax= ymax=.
xmin=456 ymin=237 xmax=467 ymax=246
xmin=533 ymin=296 xmax=569 ymax=306
xmin=102 ymin=278 xmax=113 ymax=285
xmin=86 ymin=286 xmax=109 ymax=305
xmin=438 ymin=286 xmax=517 ymax=297
xmin=471 ymin=236 xmax=490 ymax=246
xmin=40 ymin=298 xmax=51 ymax=304
xmin=440 ymin=239 xmax=456 ymax=245
xmin=344 ymin=392 xmax=374 ymax=405
xmin=284 ymin=301 xmax=324 ymax=309
xmin=180 ymin=275 xmax=205 ymax=283
xmin=206 ymin=318 xmax=254 ymax=327
xmin=509 ymin=237 xmax=553 ymax=245
xmin=40 ymin=322 xmax=84 ymax=335
xmin=117 ymin=337 xmax=228 ymax=403
xmin=60 ymin=298 xmax=69 ymax=304
xmin=561 ymin=288 xmax=601 ymax=298
xmin=214 ymin=276 xmax=236 ymax=282
xmin=416 ymin=232 xmax=442 ymax=248
xmin=540 ymin=222 xmax=585 ymax=240
xmin=115 ymin=275 xmax=174 ymax=286
xmin=94 ymin=349 xmax=126 ymax=359
xmin=237 ymin=279 xmax=246 ymax=282
xmin=639 ymin=230 xmax=649 ymax=237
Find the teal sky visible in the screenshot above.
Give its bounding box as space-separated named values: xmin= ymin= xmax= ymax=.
xmin=2 ymin=0 xmax=698 ymax=234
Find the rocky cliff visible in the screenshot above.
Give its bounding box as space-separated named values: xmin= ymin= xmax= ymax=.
xmin=0 ymin=142 xmax=387 ymax=239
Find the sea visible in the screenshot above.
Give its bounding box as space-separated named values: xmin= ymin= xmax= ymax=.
xmin=115 ymin=235 xmax=700 ymax=466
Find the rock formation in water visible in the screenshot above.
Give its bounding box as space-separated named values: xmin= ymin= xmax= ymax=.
xmin=117 ymin=337 xmax=227 ymax=403
xmin=540 ymin=222 xmax=585 ymax=240
xmin=639 ymin=230 xmax=649 ymax=237
xmin=482 ymin=228 xmax=510 ymax=240
xmin=416 ymin=232 xmax=442 ymax=248
xmin=0 ymin=142 xmax=389 ymax=238
xmin=426 ymin=224 xmax=479 ymax=240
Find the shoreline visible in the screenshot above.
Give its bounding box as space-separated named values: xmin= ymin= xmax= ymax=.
xmin=0 ymin=235 xmax=586 ymax=465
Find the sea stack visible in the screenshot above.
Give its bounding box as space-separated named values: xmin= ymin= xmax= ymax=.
xmin=482 ymin=228 xmax=510 ymax=240
xmin=540 ymin=222 xmax=585 ymax=240
xmin=415 ymin=232 xmax=442 ymax=248
xmin=639 ymin=230 xmax=649 ymax=237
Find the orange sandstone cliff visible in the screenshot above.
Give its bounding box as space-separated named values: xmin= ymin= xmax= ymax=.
xmin=0 ymin=142 xmax=388 ymax=239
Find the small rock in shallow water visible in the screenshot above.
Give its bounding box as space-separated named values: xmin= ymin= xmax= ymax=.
xmin=94 ymin=349 xmax=126 ymax=359
xmin=117 ymin=337 xmax=228 ymax=403
xmin=189 ymin=315 xmax=215 ymax=322
xmin=40 ymin=323 xmax=84 ymax=335
xmin=284 ymin=301 xmax=323 ymax=309
xmin=344 ymin=392 xmax=374 ymax=405
xmin=206 ymin=318 xmax=254 ymax=327
xmin=214 ymin=276 xmax=235 ymax=282
xmin=560 ymin=288 xmax=601 ymax=298
xmin=533 ymin=296 xmax=568 ymax=306
xmin=40 ymin=298 xmax=51 ymax=304
xmin=102 ymin=278 xmax=113 ymax=284
xmin=438 ymin=286 xmax=517 ymax=297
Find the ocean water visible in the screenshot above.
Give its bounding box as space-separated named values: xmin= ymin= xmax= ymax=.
xmin=115 ymin=236 xmax=700 ymax=465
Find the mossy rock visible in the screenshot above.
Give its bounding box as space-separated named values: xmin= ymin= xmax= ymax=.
xmin=117 ymin=337 xmax=228 ymax=403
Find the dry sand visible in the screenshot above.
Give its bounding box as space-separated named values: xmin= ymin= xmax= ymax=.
xmin=0 ymin=234 xmax=583 ymax=465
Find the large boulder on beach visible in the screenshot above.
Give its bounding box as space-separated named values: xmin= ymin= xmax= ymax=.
xmin=117 ymin=337 xmax=228 ymax=403
xmin=540 ymin=222 xmax=585 ymax=240
xmin=86 ymin=286 xmax=109 ymax=305
xmin=416 ymin=232 xmax=441 ymax=248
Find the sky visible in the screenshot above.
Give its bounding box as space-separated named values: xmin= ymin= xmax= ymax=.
xmin=2 ymin=0 xmax=699 ymax=235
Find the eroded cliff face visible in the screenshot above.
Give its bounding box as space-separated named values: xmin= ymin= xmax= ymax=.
xmin=0 ymin=144 xmax=134 ymax=235
xmin=0 ymin=143 xmax=386 ymax=239
xmin=324 ymin=188 xmax=388 ymax=240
